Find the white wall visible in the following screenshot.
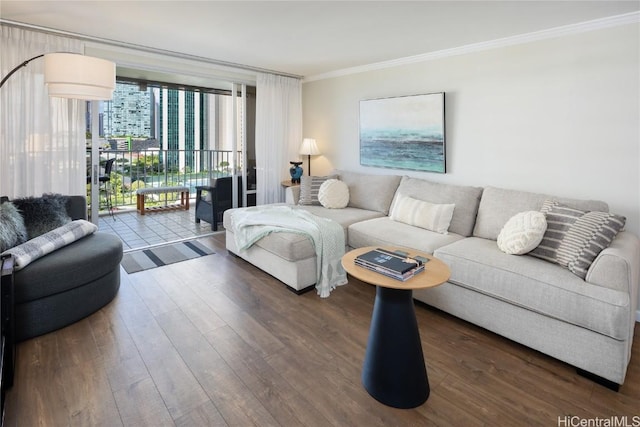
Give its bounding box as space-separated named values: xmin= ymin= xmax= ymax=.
xmin=302 ymin=23 xmax=640 ymax=238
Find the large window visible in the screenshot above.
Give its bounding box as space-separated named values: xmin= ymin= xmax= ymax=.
xmin=87 ymin=79 xmax=256 ymax=213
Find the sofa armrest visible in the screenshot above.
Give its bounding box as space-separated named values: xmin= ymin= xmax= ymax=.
xmin=586 ymin=232 xmax=640 ymax=302
xmin=285 ymin=186 xmax=300 ymax=205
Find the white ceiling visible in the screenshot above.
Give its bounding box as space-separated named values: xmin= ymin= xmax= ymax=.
xmin=1 ymin=1 xmax=639 ymax=78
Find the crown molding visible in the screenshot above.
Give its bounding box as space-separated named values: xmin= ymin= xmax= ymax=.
xmin=303 ymin=11 xmax=640 ymax=83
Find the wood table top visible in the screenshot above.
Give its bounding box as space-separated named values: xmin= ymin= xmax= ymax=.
xmin=341 ymin=246 xmax=451 ymax=290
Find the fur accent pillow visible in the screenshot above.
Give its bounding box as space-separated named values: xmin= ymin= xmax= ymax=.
xmin=497 ymin=211 xmax=547 ymax=255
xmin=0 ymin=201 xmax=28 ymax=252
xmin=12 ymin=194 xmax=72 ymax=239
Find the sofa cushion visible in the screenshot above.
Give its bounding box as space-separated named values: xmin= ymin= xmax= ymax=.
xmin=234 ymin=230 xmax=316 ymax=262
xmin=336 ymin=170 xmax=401 ymax=215
xmin=0 ymin=201 xmax=27 ymax=252
xmin=497 ymin=211 xmax=547 ymax=255
xmin=434 ymin=237 xmax=630 ymax=340
xmin=348 ymin=217 xmax=464 ymax=254
xmin=293 ymin=205 xmax=384 ymax=228
xmin=318 ymin=179 xmax=349 ymax=209
xmin=473 ymin=186 xmax=609 ymax=241
xmin=389 ymin=194 xmax=455 ymax=234
xmin=529 ymin=201 xmax=626 ymax=279
xmin=13 ymin=194 xmax=72 ymax=239
xmin=389 ymin=176 xmax=483 ymax=237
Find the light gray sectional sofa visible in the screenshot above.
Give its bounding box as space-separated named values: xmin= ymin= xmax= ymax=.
xmin=223 ymin=170 xmax=640 ymax=388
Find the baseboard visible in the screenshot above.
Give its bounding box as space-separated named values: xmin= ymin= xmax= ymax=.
xmin=289 ymin=284 xmax=316 ymax=295
xmin=576 ymin=368 xmax=620 ymax=392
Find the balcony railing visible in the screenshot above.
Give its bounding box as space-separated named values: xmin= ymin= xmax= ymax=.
xmin=89 ymin=149 xmax=243 ymax=212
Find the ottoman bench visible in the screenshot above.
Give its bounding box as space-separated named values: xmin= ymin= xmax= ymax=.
xmin=136 ymin=186 xmax=190 ymax=215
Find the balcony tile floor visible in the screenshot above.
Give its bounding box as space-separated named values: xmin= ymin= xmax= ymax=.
xmin=97 ymin=206 xmax=220 ymax=251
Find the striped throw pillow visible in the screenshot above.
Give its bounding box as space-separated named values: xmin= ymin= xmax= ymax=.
xmin=298 ymin=175 xmax=337 ymax=205
xmin=389 ymin=194 xmax=455 ymax=234
xmin=529 ymin=200 xmax=626 ymax=279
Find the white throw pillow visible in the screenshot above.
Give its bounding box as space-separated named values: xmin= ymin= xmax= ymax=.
xmin=389 ymin=194 xmax=455 ymax=234
xmin=318 ymin=179 xmax=349 ymax=209
xmin=497 ymin=211 xmax=547 ymax=255
xmin=299 ymin=175 xmax=337 ymax=205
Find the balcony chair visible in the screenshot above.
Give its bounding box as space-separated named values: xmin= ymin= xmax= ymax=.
xmin=195 ymin=176 xmax=242 ymax=231
xmin=87 ymin=158 xmax=115 ymax=219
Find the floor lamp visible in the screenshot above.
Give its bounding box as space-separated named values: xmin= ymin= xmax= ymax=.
xmin=1 ymin=52 xmax=116 ymax=220
xmin=299 ymin=138 xmax=321 ymax=176
xmin=1 ymin=52 xmax=115 ymax=99
xmin=0 ymin=51 xmax=114 ymax=396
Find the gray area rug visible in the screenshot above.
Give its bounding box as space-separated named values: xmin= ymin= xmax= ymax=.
xmin=121 ymin=239 xmax=215 ymax=273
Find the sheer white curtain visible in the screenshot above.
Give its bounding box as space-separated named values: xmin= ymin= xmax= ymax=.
xmin=0 ymin=25 xmax=85 ymax=198
xmin=255 ymin=73 xmax=302 ymax=205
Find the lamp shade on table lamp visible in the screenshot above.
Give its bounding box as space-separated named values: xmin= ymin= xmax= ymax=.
xmin=299 ymin=138 xmax=320 ymax=176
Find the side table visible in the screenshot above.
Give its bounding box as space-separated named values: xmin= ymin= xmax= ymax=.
xmin=341 ymin=246 xmax=450 ymax=408
xmin=280 ymin=180 xmax=300 ymax=188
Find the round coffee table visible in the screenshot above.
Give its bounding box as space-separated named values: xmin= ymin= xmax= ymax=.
xmin=341 ymin=246 xmax=451 ymax=408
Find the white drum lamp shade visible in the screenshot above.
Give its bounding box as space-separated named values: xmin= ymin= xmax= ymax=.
xmin=44 ymin=53 xmax=115 ymax=100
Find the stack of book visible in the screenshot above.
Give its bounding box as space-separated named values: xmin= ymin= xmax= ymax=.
xmin=354 ymin=248 xmax=427 ymax=281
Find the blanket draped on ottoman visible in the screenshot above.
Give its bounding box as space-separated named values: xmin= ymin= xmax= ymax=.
xmin=230 ymin=206 xmax=347 ymax=297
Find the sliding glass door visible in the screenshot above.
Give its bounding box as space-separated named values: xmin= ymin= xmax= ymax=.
xmin=86 ymin=79 xmax=256 ymax=224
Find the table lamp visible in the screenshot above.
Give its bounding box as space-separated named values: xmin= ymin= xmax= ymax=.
xmin=299 ymin=138 xmax=320 ymax=176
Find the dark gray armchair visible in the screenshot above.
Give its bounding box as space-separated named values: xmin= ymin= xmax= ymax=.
xmin=6 ymin=196 xmax=122 ymax=341
xmin=195 ymin=176 xmax=242 ymax=231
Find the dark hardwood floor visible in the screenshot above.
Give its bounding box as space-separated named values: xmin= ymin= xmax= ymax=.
xmin=4 ymin=233 xmax=640 ymax=426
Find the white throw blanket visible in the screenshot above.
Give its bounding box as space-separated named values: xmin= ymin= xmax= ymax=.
xmin=230 ymin=205 xmax=347 ymax=297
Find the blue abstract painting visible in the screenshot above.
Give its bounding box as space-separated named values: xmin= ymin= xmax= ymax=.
xmin=360 ymin=93 xmax=445 ymax=173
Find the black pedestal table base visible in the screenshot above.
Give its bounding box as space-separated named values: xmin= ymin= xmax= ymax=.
xmin=361 ymin=286 xmax=429 ymax=409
